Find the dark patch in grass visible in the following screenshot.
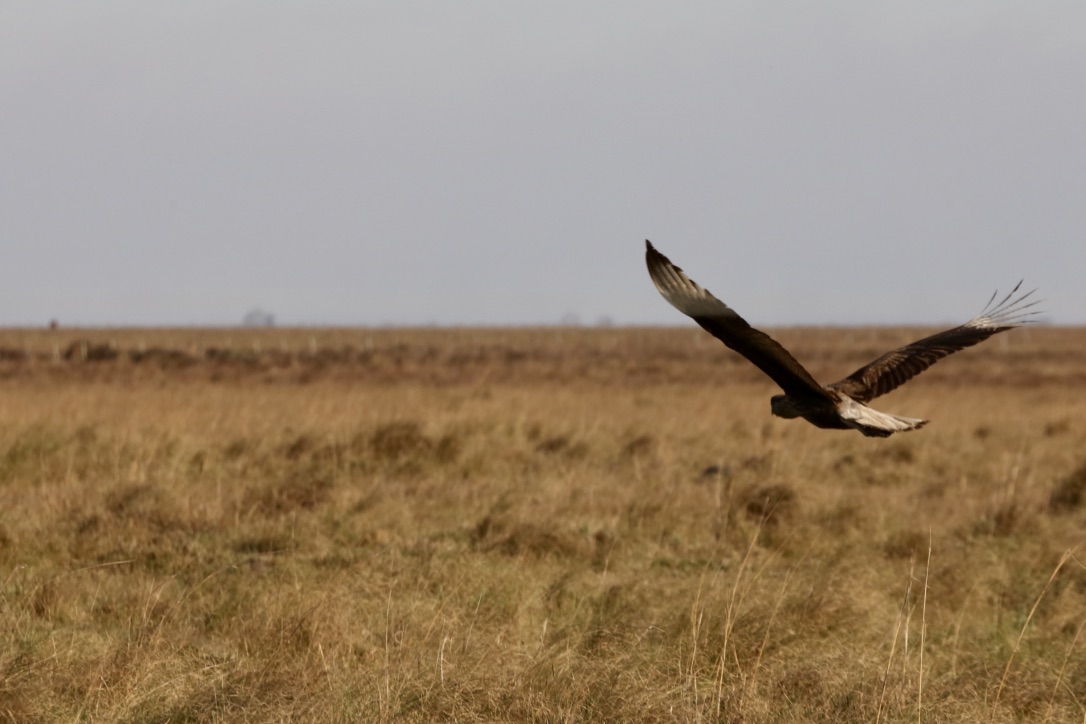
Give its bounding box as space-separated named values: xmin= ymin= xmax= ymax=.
xmin=313 ymin=553 xmax=355 ymax=570
xmin=0 ymin=347 xmax=29 ymax=362
xmin=883 ymin=530 xmax=927 ymax=559
xmin=75 ymin=514 xmax=101 ymax=536
xmin=348 ymin=491 xmax=380 ymax=515
xmin=973 ymin=501 xmax=1022 ymax=537
xmin=620 ymin=434 xmax=655 ymax=459
xmin=234 ymin=535 xmax=290 ymax=554
xmin=0 ymin=425 xmax=66 ymax=481
xmin=740 ymin=483 xmax=797 ymax=525
xmin=535 ymin=434 xmax=588 ymax=459
xmin=1049 ymin=461 xmax=1086 ymax=514
xmin=433 ymin=433 xmax=461 ymax=464
xmin=104 ymin=483 xmax=188 ymax=533
xmin=699 ymin=464 xmax=732 ymax=480
xmin=819 ymin=503 xmax=862 ymax=537
xmin=189 ymin=450 xmax=208 ymax=475
xmin=591 ymin=530 xmax=615 ymax=572
xmin=582 ymin=584 xmax=632 ymax=650
xmin=473 ymin=514 xmax=580 ymax=558
xmin=360 ymin=421 xmax=462 ymax=475
xmin=535 ymin=435 xmax=570 ymax=454
xmin=369 ymin=421 xmax=432 ymax=460
xmin=106 ymin=483 xmax=157 ymax=517
xmin=1043 ymin=418 xmax=1071 ymax=437
xmin=31 ymin=581 xmax=57 ymax=619
xmin=649 ymin=556 xmax=716 ymax=573
xmin=775 ymin=665 xmax=826 ymax=701
xmin=278 ymin=475 xmax=333 ymax=510
xmin=245 ymin=474 xmax=333 ymax=516
xmin=281 ymin=433 xmax=315 ymax=461
xmin=222 ymin=437 xmax=250 ymax=460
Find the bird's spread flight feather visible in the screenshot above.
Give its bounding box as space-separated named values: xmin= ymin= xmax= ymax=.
xmin=827 ymin=281 xmax=1040 ymax=402
xmin=645 ymin=240 xmax=833 ymax=401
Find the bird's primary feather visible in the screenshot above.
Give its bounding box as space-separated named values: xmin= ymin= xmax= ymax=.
xmin=645 ymin=240 xmax=832 ymax=401
xmin=827 ymin=283 xmax=1041 ymax=402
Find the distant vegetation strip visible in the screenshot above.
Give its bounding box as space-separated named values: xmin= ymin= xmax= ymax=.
xmin=0 ymin=326 xmax=1079 ymax=386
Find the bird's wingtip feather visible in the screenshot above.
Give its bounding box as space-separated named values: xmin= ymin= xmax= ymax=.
xmin=972 ymin=281 xmax=1044 ymax=328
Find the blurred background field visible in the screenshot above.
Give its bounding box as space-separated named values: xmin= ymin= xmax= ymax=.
xmin=0 ymin=325 xmax=1084 ymax=721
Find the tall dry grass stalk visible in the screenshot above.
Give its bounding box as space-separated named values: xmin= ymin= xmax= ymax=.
xmin=917 ymin=529 xmax=931 ymax=724
xmin=877 ymin=558 xmax=915 ymax=724
xmin=995 ymin=547 xmax=1078 ymax=706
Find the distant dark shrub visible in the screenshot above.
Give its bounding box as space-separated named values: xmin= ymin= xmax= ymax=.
xmin=205 ymin=347 xmax=259 ymax=366
xmin=129 ymin=347 xmax=196 ymax=368
xmin=63 ymin=340 xmax=118 ymax=362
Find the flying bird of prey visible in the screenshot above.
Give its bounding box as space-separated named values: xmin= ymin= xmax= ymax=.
xmin=645 ymin=240 xmax=1040 ymax=437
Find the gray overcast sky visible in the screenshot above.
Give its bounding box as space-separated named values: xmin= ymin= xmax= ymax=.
xmin=2 ymin=2 xmax=1084 ymax=326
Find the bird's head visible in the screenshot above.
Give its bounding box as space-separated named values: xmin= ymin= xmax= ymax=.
xmin=770 ymin=394 xmax=801 ymax=419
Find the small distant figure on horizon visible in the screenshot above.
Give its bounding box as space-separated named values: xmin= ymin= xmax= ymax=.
xmin=242 ymin=309 xmax=275 ymax=328
xmin=49 ymin=319 xmax=59 ymax=331
xmin=645 ymin=240 xmax=1042 ymax=437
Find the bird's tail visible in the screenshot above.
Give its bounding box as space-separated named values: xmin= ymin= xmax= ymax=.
xmin=839 ymin=399 xmax=928 ymax=438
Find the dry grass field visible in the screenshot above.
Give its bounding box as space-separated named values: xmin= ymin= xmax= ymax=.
xmin=1 ymin=325 xmax=1084 ymax=722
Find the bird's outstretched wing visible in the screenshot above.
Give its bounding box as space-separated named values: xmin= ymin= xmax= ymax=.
xmin=828 ymin=282 xmax=1041 ymax=403
xmin=645 ymin=240 xmax=833 ymax=400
